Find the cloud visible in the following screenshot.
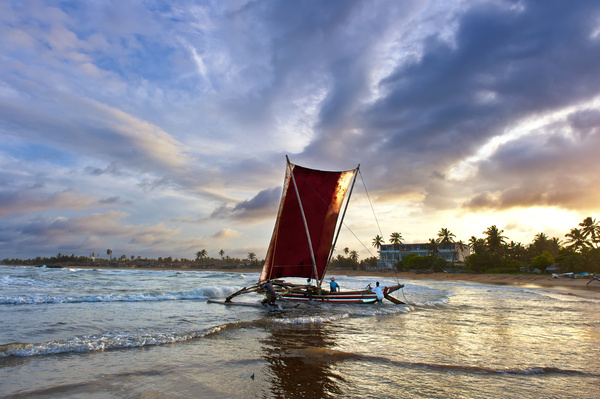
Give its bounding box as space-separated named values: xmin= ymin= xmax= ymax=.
xmin=461 ymin=104 xmax=600 ymax=211
xmin=2 ymin=0 xmax=600 ymax=259
xmin=331 ymin=0 xmax=600 ymax=212
xmin=210 ymin=187 xmax=282 ymax=223
xmin=0 ymin=189 xmax=97 ymax=216
xmin=98 ymin=196 xmax=134 ymax=206
xmin=212 ymin=228 xmax=241 ymax=240
xmin=4 ymin=210 xmax=203 ymax=258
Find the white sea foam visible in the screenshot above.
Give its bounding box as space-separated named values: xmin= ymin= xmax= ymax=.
xmin=0 ymin=285 xmax=242 ymax=305
xmin=0 ymin=327 xmax=217 ymax=358
xmin=271 ymin=313 xmax=351 ymax=325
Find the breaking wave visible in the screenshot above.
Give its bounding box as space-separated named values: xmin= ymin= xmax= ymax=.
xmin=0 ymin=286 xmax=240 ymax=305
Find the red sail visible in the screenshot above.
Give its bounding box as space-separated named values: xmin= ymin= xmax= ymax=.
xmin=259 ymin=161 xmax=356 ymax=283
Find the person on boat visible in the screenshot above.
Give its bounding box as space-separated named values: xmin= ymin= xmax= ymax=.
xmin=330 ymin=277 xmax=340 ymax=293
xmin=305 ymin=278 xmax=314 ymax=299
xmin=263 ymin=280 xmax=277 ymax=305
xmin=372 ymin=281 xmax=384 ymax=303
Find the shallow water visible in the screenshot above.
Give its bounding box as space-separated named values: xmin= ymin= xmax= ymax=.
xmin=1 ymin=266 xmax=599 ymax=398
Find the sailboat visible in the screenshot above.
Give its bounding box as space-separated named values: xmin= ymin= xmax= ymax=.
xmin=210 ymin=156 xmax=404 ymax=307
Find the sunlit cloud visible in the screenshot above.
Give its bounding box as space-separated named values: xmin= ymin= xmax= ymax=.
xmin=213 ymin=228 xmax=242 ymax=240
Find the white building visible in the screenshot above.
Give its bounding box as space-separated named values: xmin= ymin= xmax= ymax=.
xmin=377 ymin=243 xmax=470 ymax=269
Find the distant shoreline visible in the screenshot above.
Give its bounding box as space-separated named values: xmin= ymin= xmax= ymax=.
xmin=18 ymin=264 xmax=600 ymax=301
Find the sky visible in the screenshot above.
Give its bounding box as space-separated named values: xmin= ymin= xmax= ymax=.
xmin=2 ymin=0 xmax=600 ymax=261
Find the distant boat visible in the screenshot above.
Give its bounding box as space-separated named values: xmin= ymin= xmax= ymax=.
xmin=218 ymin=157 xmax=404 ymax=306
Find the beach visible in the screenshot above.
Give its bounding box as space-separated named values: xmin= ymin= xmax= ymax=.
xmin=360 ymin=270 xmax=600 ymax=300
xmin=187 ymin=267 xmax=600 ymax=300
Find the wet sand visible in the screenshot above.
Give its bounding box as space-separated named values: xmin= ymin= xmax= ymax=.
xmin=345 ymin=270 xmax=600 ymax=300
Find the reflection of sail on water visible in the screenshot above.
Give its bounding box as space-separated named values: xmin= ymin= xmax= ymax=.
xmin=260 ymin=158 xmax=357 ymax=286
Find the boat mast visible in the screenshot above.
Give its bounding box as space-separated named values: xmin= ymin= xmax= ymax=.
xmin=286 ymin=156 xmax=320 ymax=285
xmin=324 ymin=164 xmax=360 ymax=280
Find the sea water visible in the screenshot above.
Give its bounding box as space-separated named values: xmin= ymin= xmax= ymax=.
xmin=1 ymin=266 xmax=599 ymax=398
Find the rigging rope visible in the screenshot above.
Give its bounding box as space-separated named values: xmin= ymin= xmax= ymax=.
xmin=358 ymin=169 xmax=384 ymax=239
xmin=290 ymin=163 xmax=383 ymax=259
xmin=329 ymin=169 xmax=383 ymax=259
xmin=401 ymin=286 xmax=412 ymax=306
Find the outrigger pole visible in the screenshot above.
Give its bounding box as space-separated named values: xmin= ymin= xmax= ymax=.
xmin=286 ymin=156 xmax=320 ymax=286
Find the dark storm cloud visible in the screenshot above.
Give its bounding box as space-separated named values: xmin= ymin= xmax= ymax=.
xmin=210 ymin=186 xmax=281 ymax=222
xmin=313 ymin=0 xmax=600 ymax=212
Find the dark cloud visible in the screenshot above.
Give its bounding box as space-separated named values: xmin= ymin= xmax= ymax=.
xmin=86 ymin=162 xmax=125 ymax=176
xmin=98 ymin=196 xmax=134 ymax=205
xmin=319 ymin=0 xmax=600 ymax=212
xmin=210 ymin=187 xmax=281 ymax=223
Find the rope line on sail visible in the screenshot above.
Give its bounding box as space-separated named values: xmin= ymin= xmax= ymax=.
xmin=358 ymin=169 xmax=384 ymax=239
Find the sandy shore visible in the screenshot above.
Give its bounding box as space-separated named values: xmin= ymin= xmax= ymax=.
xmin=220 ymin=268 xmax=600 ymax=300
xmin=52 ymin=265 xmax=600 ymax=300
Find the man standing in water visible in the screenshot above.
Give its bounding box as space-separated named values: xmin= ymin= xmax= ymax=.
xmin=330 ymin=277 xmax=340 ymax=292
xmin=263 ymin=280 xmax=277 ymax=305
xmin=372 ymin=281 xmax=384 ymax=303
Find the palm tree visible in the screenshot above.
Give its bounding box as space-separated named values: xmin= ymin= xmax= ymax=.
xmin=468 ymin=236 xmax=478 ymax=249
xmin=389 ymin=232 xmax=404 ymax=249
xmin=248 ymin=252 xmax=257 ymax=263
xmin=106 ymin=249 xmax=112 ymax=260
xmin=564 ymin=228 xmax=592 ymax=252
xmin=436 ymin=228 xmax=456 ymax=249
xmin=530 ymin=232 xmax=550 ymax=257
xmin=454 ymin=240 xmax=468 ymax=262
xmin=484 ymin=225 xmax=507 ymax=255
xmin=372 ymin=234 xmax=384 ymax=250
xmin=469 ymin=236 xmax=487 ymax=255
xmin=218 ymin=249 xmax=225 ymax=259
xmin=550 ymin=237 xmax=562 ymax=249
xmin=196 ymin=249 xmax=208 ymax=263
xmin=349 ymin=250 xmax=359 ymax=262
xmin=506 ymin=241 xmax=527 ymax=261
xmin=579 ymin=217 xmax=600 ymax=247
xmin=343 ymin=247 xmax=350 ymax=256
xmin=427 ymin=238 xmax=440 ymax=258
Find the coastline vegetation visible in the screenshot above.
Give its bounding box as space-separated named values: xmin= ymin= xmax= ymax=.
xmin=389 ymin=217 xmax=600 ymax=275
xmin=1 ymin=250 xmax=263 ymax=270
xmin=2 ymin=217 xmax=599 ymax=275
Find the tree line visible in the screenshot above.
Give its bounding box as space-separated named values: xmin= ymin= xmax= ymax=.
xmin=2 ymin=249 xmax=260 ymax=268
xmin=3 ymin=217 xmax=599 ymax=274
xmin=370 ymin=216 xmax=600 ymax=274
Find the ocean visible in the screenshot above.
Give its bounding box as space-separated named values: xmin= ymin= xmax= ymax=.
xmin=1 ymin=265 xmax=599 ymax=398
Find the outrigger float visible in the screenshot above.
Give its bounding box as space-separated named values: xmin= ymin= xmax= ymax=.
xmin=210 ymin=156 xmax=404 ymax=307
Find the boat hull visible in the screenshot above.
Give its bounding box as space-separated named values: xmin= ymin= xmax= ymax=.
xmin=279 ymin=284 xmax=404 ymax=304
